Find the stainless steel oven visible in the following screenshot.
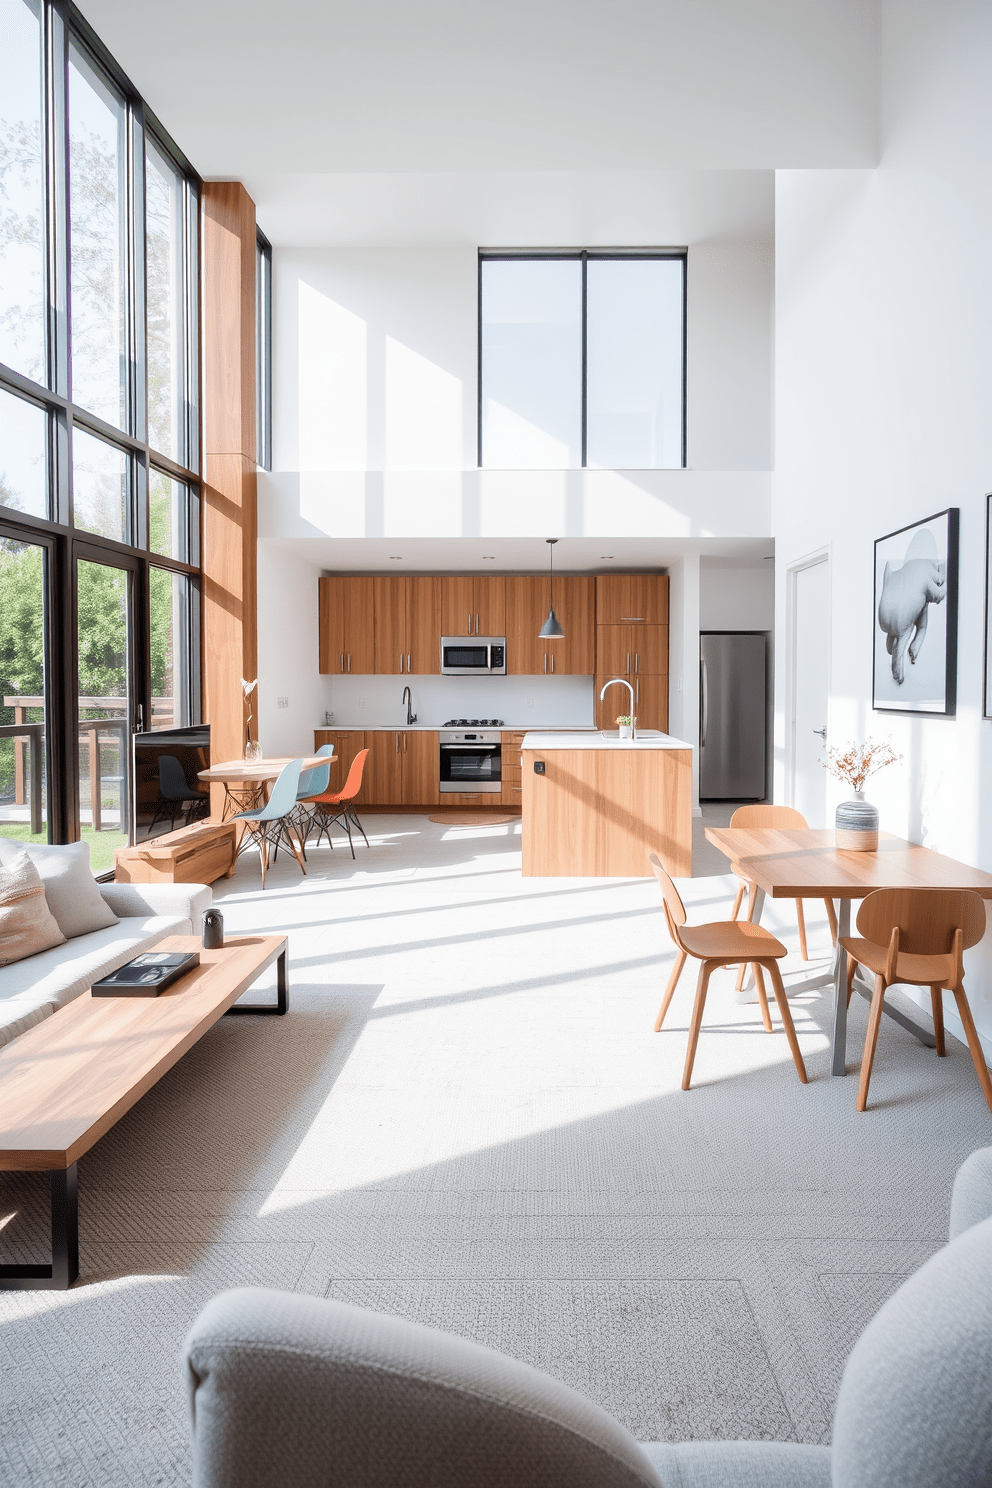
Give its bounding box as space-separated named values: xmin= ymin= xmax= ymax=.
xmin=440 ymin=638 xmax=506 ymax=675
xmin=439 ymin=729 xmax=502 ymax=794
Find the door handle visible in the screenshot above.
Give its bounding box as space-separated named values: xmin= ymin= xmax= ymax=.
xmin=700 ymin=659 xmax=708 ymax=747
xmin=812 ymin=727 xmax=827 ymax=739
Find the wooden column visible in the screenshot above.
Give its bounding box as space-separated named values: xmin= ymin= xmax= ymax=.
xmin=201 ymin=183 xmax=257 ymax=812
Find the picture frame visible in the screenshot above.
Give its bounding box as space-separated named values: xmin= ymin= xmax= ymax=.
xmin=984 ymin=494 xmax=992 ymax=719
xmin=873 ymin=507 xmax=958 ymax=717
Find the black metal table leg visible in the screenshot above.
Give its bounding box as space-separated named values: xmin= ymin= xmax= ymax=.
xmin=0 ymin=1164 xmax=79 ymax=1291
xmin=225 ymin=948 xmax=289 ymax=1016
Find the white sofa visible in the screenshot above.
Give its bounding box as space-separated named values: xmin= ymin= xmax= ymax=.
xmin=0 ymin=878 xmax=212 ymax=1049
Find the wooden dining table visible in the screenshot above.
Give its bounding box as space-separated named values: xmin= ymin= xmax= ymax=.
xmin=198 ymin=755 xmax=331 ymax=822
xmin=705 ymin=827 xmax=992 ymax=1076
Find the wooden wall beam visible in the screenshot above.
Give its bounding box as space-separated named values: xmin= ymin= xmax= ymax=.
xmin=201 ymin=182 xmax=257 ymax=804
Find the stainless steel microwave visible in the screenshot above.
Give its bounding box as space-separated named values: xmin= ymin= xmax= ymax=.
xmin=440 ymin=638 xmax=506 ymax=675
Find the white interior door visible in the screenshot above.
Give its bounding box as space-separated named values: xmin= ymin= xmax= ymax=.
xmin=791 ymin=557 xmax=830 ymax=826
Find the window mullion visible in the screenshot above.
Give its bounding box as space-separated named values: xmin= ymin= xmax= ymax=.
xmin=580 ymin=250 xmax=587 ymax=470
xmin=46 ymin=0 xmax=70 ymax=405
xmin=129 ymin=100 xmax=148 ymax=447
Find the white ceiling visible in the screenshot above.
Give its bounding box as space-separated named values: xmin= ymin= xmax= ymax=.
xmin=261 ymin=535 xmax=774 ymax=574
xmin=77 ymin=0 xmax=878 ymax=245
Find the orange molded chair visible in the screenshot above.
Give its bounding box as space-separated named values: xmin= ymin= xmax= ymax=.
xmin=649 ymin=852 xmax=808 ymax=1091
xmin=307 ymin=749 xmax=371 ymax=858
xmin=729 ymin=804 xmax=838 ymax=989
xmin=841 ymin=888 xmax=992 ymax=1113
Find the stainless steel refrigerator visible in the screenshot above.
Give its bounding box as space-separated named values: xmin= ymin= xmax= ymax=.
xmin=699 ymin=632 xmax=768 ymax=800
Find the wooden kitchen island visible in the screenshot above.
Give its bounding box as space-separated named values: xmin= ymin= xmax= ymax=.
xmin=521 ymin=731 xmax=693 ymax=878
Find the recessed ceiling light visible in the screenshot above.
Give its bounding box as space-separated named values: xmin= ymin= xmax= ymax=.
xmin=389 ymin=555 xmax=403 ymax=560
xmin=482 ymin=555 xmax=495 ymax=560
xmin=600 ymin=555 xmax=614 ymax=559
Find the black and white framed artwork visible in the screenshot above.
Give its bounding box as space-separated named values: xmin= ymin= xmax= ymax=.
xmin=873 ymin=507 xmax=958 ymax=717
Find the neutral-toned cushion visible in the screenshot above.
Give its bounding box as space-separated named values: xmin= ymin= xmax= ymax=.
xmin=949 ymin=1145 xmax=992 ymax=1239
xmin=0 ymin=912 xmax=195 ymax=1049
xmin=0 ymin=852 xmax=66 ymax=966
xmin=0 ymin=838 xmax=117 ymax=938
xmin=185 ymin=1289 xmax=663 ymax=1488
xmin=832 ymin=1213 xmax=992 ymax=1487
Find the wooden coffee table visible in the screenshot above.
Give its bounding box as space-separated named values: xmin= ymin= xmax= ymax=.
xmin=0 ymin=934 xmax=288 ymax=1291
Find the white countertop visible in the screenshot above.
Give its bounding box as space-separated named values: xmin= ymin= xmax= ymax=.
xmin=316 ymin=723 xmax=599 ymax=733
xmin=521 ymin=730 xmax=693 ymax=751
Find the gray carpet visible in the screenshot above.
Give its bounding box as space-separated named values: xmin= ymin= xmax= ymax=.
xmin=2 ymin=813 xmax=990 ymax=1484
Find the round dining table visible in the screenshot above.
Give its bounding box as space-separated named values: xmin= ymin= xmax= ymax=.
xmin=198 ymin=755 xmax=331 ymax=821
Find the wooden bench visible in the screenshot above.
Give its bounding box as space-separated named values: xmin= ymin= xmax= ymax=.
xmin=114 ymin=819 xmax=238 ymax=885
xmin=0 ymin=934 xmax=288 ymax=1290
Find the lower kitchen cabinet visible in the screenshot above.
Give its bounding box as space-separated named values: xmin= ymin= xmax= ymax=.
xmin=313 ymin=731 xmax=372 ymax=804
xmin=369 ymin=730 xmax=439 ymax=805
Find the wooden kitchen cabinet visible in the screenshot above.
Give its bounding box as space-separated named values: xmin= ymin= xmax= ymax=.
xmin=318 ymin=577 xmax=375 ymax=675
xmin=313 ymin=730 xmax=372 ymax=804
xmin=501 ymin=729 xmax=525 ymax=808
xmin=596 ymin=624 xmax=669 ymax=679
xmin=440 ymin=575 xmax=505 ymax=637
xmin=505 ymin=575 xmax=595 ymax=675
xmin=369 ymin=730 xmax=439 ymax=805
xmin=373 ymin=577 xmax=440 ymax=674
xmin=595 ymin=675 xmax=669 ymax=733
xmin=595 ymin=573 xmax=669 ymax=627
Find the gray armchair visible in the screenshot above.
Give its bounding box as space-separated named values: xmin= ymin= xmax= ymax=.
xmin=185 ymin=1151 xmax=992 ymax=1488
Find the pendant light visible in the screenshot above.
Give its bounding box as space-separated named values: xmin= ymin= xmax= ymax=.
xmin=538 ymin=538 xmax=565 ymax=638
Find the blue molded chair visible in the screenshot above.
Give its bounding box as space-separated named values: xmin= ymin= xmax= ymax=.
xmin=274 ymin=746 xmax=335 ymax=862
xmin=227 ymin=758 xmax=306 ymax=890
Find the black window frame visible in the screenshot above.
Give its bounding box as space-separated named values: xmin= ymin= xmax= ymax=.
xmin=0 ymin=0 xmax=203 ymax=858
xmin=477 ymin=247 xmax=688 ymax=471
xmin=256 ymin=228 xmax=272 ymax=472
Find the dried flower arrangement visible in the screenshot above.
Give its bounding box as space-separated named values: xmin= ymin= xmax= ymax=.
xmin=822 ymin=737 xmax=901 ymax=794
xmin=241 ymin=677 xmax=257 ymax=748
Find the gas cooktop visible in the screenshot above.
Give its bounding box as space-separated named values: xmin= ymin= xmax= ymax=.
xmin=443 ymin=718 xmax=504 ymax=727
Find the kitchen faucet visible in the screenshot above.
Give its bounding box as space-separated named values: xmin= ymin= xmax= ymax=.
xmin=599 ymin=678 xmax=635 ymax=739
xmin=402 ymin=685 xmax=417 ymax=726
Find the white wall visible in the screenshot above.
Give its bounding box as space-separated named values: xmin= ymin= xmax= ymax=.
xmin=255 ymin=544 xmax=323 ymax=756
xmin=772 ymin=0 xmax=992 ymax=1053
xmin=700 ymin=563 xmax=775 ymax=631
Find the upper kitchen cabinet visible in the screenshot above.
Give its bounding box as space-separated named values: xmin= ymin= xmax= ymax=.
xmin=374 ymin=576 xmax=440 ymax=674
xmin=318 ymin=577 xmax=375 ymax=675
xmin=595 ymin=573 xmax=669 ymax=627
xmin=596 ymin=624 xmax=669 ymax=678
xmin=440 ymin=575 xmax=505 ymax=637
xmin=506 ymin=575 xmax=595 ymax=675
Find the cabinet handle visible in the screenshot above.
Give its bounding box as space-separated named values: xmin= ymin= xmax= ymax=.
xmin=347 ymin=654 xmax=351 ymax=673
xmin=544 ymin=654 xmax=547 ymax=673
xmin=396 ymin=732 xmax=400 ymax=752
xmin=620 ymin=616 xmax=645 ymax=622
xmin=635 ymin=653 xmax=639 ymax=674
xmin=340 ymin=653 xmax=344 ymax=672
xmin=404 ymin=734 xmax=408 ymax=752
xmin=636 ymin=677 xmax=640 ymax=704
xmin=476 ymin=613 xmax=479 ymax=634
xmin=407 ymin=653 xmax=411 ymax=672
xmin=626 ymin=651 xmax=630 ymax=676
xmin=399 ymin=653 xmax=403 ymax=672
xmin=468 ymin=613 xmax=472 ymax=635
xmin=551 ymin=654 xmax=555 ymax=673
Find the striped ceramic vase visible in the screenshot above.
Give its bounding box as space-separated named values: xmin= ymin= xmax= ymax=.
xmin=835 ymin=790 xmax=879 ymax=851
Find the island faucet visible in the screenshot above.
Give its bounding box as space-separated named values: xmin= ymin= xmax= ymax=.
xmin=599 ymin=678 xmax=636 ymax=739
xmin=402 ymin=685 xmax=417 ymax=726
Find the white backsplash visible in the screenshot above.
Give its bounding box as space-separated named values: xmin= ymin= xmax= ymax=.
xmin=318 ymin=673 xmax=595 ymax=729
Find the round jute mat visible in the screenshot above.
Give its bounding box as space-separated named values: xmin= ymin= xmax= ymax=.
xmin=428 ymin=812 xmax=519 ymax=826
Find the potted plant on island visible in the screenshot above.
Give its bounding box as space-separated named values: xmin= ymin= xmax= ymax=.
xmin=616 ymin=714 xmax=636 ymax=741
xmin=822 ymin=737 xmax=901 ymax=850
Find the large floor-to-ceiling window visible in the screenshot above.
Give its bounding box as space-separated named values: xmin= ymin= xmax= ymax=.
xmin=0 ymin=0 xmax=201 ymax=872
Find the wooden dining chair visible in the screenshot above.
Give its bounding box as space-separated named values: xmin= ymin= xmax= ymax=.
xmin=841 ymin=888 xmax=992 ymax=1113
xmin=649 ymin=853 xmax=809 ymax=1091
xmin=729 ymin=804 xmax=838 ymax=990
